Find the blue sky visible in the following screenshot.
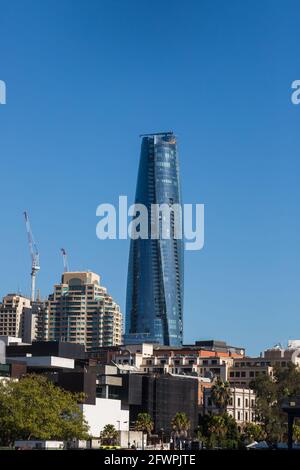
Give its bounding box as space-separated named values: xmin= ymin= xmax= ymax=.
xmin=0 ymin=0 xmax=300 ymax=355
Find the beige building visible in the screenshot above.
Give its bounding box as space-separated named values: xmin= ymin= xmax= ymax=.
xmin=114 ymin=343 xmax=154 ymax=369
xmin=229 ymin=358 xmax=274 ymax=387
xmin=113 ymin=343 xmax=234 ymax=380
xmin=140 ymin=353 xmax=233 ymax=380
xmin=229 ymin=344 xmax=300 ymax=387
xmin=0 ymin=294 xmax=36 ymax=343
xmin=264 ymin=344 xmax=300 ymax=366
xmin=48 ymin=272 xmax=122 ymax=350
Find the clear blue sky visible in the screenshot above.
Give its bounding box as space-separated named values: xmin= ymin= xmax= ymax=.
xmin=1 ymin=0 xmax=299 ymax=355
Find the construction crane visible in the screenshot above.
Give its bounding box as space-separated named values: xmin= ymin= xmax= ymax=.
xmin=23 ymin=211 xmax=40 ymax=302
xmin=60 ymin=248 xmax=69 ymax=272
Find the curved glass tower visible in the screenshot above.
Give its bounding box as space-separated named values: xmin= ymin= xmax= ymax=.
xmin=125 ymin=132 xmax=184 ymax=346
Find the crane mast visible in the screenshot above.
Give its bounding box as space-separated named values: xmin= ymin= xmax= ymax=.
xmin=61 ymin=248 xmax=69 ymax=272
xmin=24 ymin=211 xmax=40 ymax=302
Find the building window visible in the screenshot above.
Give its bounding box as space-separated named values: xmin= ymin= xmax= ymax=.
xmin=237 ymin=398 xmax=241 ymax=407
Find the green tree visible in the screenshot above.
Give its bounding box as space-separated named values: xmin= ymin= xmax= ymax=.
xmin=250 ymin=363 xmax=300 ymax=445
xmin=198 ymin=413 xmax=241 ymax=449
xmin=242 ymin=422 xmax=266 ymax=444
xmin=293 ymin=424 xmax=300 ymax=443
xmin=208 ymin=415 xmax=227 ymax=441
xmin=100 ymin=424 xmax=119 ymax=446
xmin=211 ymin=378 xmax=232 ymax=413
xmin=222 ymin=413 xmax=240 ymax=444
xmin=134 ymin=413 xmax=154 ymax=449
xmin=0 ymin=374 xmax=89 ymax=446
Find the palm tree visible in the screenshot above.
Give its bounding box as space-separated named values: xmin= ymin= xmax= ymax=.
xmin=208 ymin=415 xmax=227 ymax=437
xmin=211 ymin=378 xmax=232 ymax=413
xmin=171 ymin=412 xmax=191 ymax=449
xmin=100 ymin=424 xmax=119 ymax=446
xmin=207 ymin=415 xmax=227 ymax=448
xmin=134 ymin=413 xmax=154 ymax=449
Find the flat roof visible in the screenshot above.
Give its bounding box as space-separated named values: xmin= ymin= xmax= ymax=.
xmin=7 ymin=356 xmax=75 ymax=369
xmin=139 ymin=131 xmax=173 ymax=137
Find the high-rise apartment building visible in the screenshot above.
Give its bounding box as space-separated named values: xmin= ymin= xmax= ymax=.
xmin=0 ymin=293 xmax=36 ymax=342
xmin=32 ymin=300 xmax=49 ymax=341
xmin=125 ymin=132 xmax=184 ymax=346
xmin=48 ymin=272 xmax=122 ymax=350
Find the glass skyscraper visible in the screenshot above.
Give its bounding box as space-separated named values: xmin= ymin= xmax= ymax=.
xmin=125 ymin=132 xmax=184 ymax=346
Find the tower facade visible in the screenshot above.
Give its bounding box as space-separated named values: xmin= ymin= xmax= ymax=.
xmin=0 ymin=293 xmax=36 ymax=342
xmin=48 ymin=272 xmax=122 ymax=350
xmin=125 ymin=132 xmax=184 ymax=346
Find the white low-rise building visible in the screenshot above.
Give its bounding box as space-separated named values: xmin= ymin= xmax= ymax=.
xmin=80 ymin=397 xmax=129 ymax=437
xmin=8 ymin=355 xmax=75 ymax=370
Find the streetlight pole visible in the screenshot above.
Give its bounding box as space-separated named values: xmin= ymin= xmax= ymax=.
xmin=130 ymin=420 xmax=136 ymax=449
xmin=117 ymin=420 xmax=129 ymax=448
xmin=117 ymin=420 xmax=120 ymax=446
xmin=122 ymin=421 xmax=129 ymax=448
xmin=160 ymin=428 xmax=164 ymax=450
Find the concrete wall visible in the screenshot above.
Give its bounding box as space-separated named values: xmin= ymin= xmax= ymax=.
xmin=119 ymin=431 xmax=145 ymax=449
xmin=89 ymin=431 xmax=145 ymax=449
xmin=15 ymin=440 xmax=64 ymax=449
xmin=80 ymin=397 xmax=129 ymax=437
